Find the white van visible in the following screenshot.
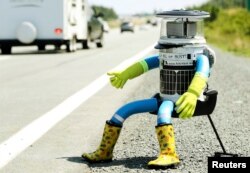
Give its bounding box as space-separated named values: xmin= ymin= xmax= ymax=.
xmin=0 ymin=0 xmax=89 ymax=54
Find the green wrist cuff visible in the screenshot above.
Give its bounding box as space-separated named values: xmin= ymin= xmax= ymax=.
xmin=139 ymin=60 xmax=149 ymax=72
xmin=126 ymin=62 xmax=144 ymax=79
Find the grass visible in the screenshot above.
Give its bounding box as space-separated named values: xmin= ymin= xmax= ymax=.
xmin=205 ymin=8 xmax=250 ymax=57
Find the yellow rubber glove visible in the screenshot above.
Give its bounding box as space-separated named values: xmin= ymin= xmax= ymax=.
xmin=107 ymin=62 xmax=145 ymax=89
xmin=176 ymin=73 xmax=207 ymax=119
xmin=175 ymin=92 xmax=197 ymax=119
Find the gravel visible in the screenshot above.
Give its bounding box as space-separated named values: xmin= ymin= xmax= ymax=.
xmin=85 ymin=47 xmax=250 ymax=173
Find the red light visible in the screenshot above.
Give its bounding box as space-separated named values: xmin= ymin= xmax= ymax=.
xmin=54 ymin=28 xmax=63 ymax=35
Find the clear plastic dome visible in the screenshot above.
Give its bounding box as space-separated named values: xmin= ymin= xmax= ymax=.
xmin=155 ymin=10 xmax=209 ymax=45
xmin=158 ymin=17 xmax=206 ymax=45
xmin=157 ymin=16 xmax=208 ymax=45
xmin=160 ymin=18 xmax=204 ymax=39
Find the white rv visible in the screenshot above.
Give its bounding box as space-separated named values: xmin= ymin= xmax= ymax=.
xmin=0 ymin=0 xmax=89 ymax=54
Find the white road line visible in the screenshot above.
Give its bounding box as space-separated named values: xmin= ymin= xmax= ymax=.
xmin=0 ymin=43 xmax=155 ymax=169
xmin=0 ymin=56 xmax=11 ymax=61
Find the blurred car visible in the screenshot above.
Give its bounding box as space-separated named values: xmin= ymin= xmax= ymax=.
xmin=83 ymin=8 xmax=104 ymax=48
xmin=120 ymin=22 xmax=134 ymax=33
xmin=147 ymin=18 xmax=159 ymax=27
xmin=151 ymin=19 xmax=158 ymax=26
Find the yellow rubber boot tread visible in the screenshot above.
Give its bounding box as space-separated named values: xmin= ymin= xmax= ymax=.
xmin=82 ymin=122 xmax=121 ymax=163
xmin=148 ymin=125 xmax=180 ymax=168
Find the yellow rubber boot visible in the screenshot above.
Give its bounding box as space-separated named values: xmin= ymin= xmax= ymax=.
xmin=148 ymin=124 xmax=180 ymax=169
xmin=82 ymin=121 xmax=121 ymax=163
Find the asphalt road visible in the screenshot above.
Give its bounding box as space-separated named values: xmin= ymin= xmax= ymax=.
xmin=0 ymin=26 xmax=159 ymax=173
xmin=0 ymin=26 xmax=249 ymax=173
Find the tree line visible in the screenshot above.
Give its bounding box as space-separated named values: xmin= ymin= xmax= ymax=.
xmin=92 ymin=5 xmax=118 ymax=21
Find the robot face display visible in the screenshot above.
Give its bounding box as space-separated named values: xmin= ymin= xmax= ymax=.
xmin=156 ymin=10 xmax=210 ymax=45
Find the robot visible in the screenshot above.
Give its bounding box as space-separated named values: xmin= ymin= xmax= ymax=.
xmin=82 ymin=10 xmax=216 ymax=169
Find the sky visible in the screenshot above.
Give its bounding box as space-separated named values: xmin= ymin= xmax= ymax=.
xmin=89 ymin=0 xmax=209 ymax=15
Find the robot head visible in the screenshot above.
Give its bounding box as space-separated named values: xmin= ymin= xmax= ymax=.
xmin=155 ymin=9 xmax=210 ymax=49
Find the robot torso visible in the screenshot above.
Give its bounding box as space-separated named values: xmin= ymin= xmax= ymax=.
xmin=159 ymin=46 xmax=205 ymax=102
